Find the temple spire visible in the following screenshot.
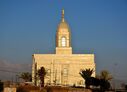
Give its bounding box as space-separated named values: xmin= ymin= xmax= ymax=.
xmin=61 ymin=9 xmax=65 ymax=22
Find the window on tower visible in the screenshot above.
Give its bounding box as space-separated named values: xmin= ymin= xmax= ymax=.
xmin=61 ymin=37 xmax=66 ymax=47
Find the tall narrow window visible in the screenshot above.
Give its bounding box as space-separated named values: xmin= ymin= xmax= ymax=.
xmin=61 ymin=37 xmax=66 ymax=47
xmin=63 ymin=68 xmax=68 ymax=77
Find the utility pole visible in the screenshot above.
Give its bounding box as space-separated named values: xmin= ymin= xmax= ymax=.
xmin=114 ymin=63 xmax=117 ymax=92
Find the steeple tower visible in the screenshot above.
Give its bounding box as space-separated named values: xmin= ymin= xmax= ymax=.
xmin=55 ymin=9 xmax=72 ymax=54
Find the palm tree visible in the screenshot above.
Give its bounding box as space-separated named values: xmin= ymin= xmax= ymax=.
xmin=79 ymin=68 xmax=93 ymax=79
xmin=79 ymin=68 xmax=94 ymax=88
xmin=19 ymin=72 xmax=32 ymax=82
xmin=37 ymin=66 xmax=46 ymax=88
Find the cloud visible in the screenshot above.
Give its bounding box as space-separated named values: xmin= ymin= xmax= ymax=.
xmin=0 ymin=59 xmax=31 ymax=81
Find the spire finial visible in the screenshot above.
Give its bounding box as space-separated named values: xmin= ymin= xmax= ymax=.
xmin=62 ymin=9 xmax=64 ymax=22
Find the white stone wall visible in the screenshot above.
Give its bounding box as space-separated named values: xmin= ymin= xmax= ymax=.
xmin=32 ymin=54 xmax=95 ymax=86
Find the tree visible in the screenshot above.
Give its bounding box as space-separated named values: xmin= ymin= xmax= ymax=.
xmin=79 ymin=68 xmax=94 ymax=88
xmin=100 ymin=70 xmax=112 ymax=80
xmin=19 ymin=72 xmax=32 ymax=82
xmin=0 ymin=80 xmax=3 ymax=92
xmin=98 ymin=70 xmax=112 ymax=91
xmin=79 ymin=69 xmax=112 ymax=92
xmin=37 ymin=66 xmax=46 ymax=88
xmin=79 ymin=68 xmax=93 ymax=79
xmin=125 ymin=85 xmax=127 ymax=90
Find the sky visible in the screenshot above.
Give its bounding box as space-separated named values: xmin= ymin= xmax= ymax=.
xmin=0 ymin=0 xmax=127 ymax=82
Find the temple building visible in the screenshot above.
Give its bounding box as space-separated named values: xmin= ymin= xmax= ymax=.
xmin=32 ymin=9 xmax=96 ymax=86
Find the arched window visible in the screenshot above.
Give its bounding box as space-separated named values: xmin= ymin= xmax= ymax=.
xmin=61 ymin=37 xmax=66 ymax=47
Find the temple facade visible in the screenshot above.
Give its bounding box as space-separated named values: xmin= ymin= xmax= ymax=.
xmin=32 ymin=10 xmax=96 ymax=86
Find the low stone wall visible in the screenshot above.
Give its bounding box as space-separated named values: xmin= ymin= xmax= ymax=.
xmin=4 ymin=87 xmax=16 ymax=92
xmin=68 ymin=88 xmax=91 ymax=92
xmin=30 ymin=90 xmax=40 ymax=92
xmin=16 ymin=86 xmax=91 ymax=92
xmin=46 ymin=87 xmax=91 ymax=92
